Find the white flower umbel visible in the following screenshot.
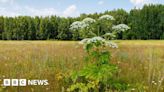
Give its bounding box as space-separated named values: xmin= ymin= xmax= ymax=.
xmin=112 ymin=24 xmax=130 ymax=32
xmin=70 ymin=18 xmax=95 ymax=31
xmin=82 ymin=18 xmax=96 ymax=24
xmin=99 ymin=15 xmax=115 ymax=21
xmin=105 ymin=41 xmax=118 ymax=48
xmin=79 ymin=37 xmax=105 ymax=44
xmin=79 ymin=36 xmax=118 ymax=49
xmin=79 ymin=38 xmax=90 ymax=44
xmin=103 ymin=33 xmax=116 ymax=39
xmin=70 ymin=21 xmax=89 ymax=31
xmin=87 ymin=36 xmax=105 ymax=43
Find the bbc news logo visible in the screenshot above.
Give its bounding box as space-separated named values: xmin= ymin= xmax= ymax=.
xmin=2 ymin=79 xmax=49 ymax=86
xmin=3 ymin=79 xmax=26 ymax=86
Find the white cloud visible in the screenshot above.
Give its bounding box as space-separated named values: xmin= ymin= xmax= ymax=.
xmin=0 ymin=4 xmax=80 ymax=17
xmin=25 ymin=6 xmax=60 ymax=17
xmin=130 ymin=0 xmax=146 ymax=5
xmin=130 ymin=0 xmax=159 ymax=8
xmin=0 ymin=7 xmax=20 ymax=16
xmin=0 ymin=0 xmax=14 ymax=4
xmin=98 ymin=1 xmax=104 ymax=5
xmin=63 ymin=5 xmax=79 ymax=17
xmin=0 ymin=0 xmax=9 ymax=3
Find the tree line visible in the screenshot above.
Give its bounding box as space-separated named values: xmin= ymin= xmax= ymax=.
xmin=0 ymin=4 xmax=164 ymax=40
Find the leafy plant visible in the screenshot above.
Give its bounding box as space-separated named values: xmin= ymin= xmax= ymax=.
xmin=67 ymin=15 xmax=130 ymax=92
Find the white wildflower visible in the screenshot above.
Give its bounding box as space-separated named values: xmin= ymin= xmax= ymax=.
xmin=87 ymin=37 xmax=106 ymax=44
xmin=89 ymin=37 xmax=105 ymax=42
xmin=79 ymin=38 xmax=90 ymax=44
xmin=81 ymin=22 xmax=89 ymax=29
xmin=105 ymin=41 xmax=118 ymax=48
xmin=82 ymin=18 xmax=96 ymax=24
xmin=79 ymin=37 xmax=106 ymax=45
xmin=104 ymin=33 xmax=116 ymax=38
xmin=112 ymin=24 xmax=130 ymax=32
xmin=99 ymin=15 xmax=115 ymax=21
xmin=70 ymin=21 xmax=82 ymax=30
xmin=79 ymin=36 xmax=118 ymax=49
xmin=70 ymin=21 xmax=89 ymax=31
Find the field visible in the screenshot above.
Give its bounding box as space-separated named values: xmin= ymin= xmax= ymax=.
xmin=0 ymin=40 xmax=164 ymax=92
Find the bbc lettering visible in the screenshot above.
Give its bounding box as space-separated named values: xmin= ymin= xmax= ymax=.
xmin=3 ymin=79 xmax=49 ymax=86
xmin=3 ymin=79 xmax=26 ymax=86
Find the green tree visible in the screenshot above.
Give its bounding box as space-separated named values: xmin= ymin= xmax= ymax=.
xmin=0 ymin=16 xmax=4 ymax=39
xmin=57 ymin=18 xmax=72 ymax=40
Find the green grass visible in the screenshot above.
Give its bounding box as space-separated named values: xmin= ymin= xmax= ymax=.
xmin=0 ymin=41 xmax=163 ymax=92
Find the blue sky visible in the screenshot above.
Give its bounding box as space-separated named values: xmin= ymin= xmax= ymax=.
xmin=0 ymin=0 xmax=164 ymax=17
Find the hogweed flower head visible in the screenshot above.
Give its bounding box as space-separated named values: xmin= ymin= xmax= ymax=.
xmin=82 ymin=18 xmax=96 ymax=24
xmin=79 ymin=37 xmax=105 ymax=45
xmin=87 ymin=37 xmax=105 ymax=43
xmin=70 ymin=21 xmax=89 ymax=31
xmin=99 ymin=15 xmax=115 ymax=21
xmin=70 ymin=18 xmax=95 ymax=31
xmin=112 ymin=24 xmax=130 ymax=32
xmin=105 ymin=41 xmax=118 ymax=48
xmin=103 ymin=33 xmax=116 ymax=39
xmin=79 ymin=38 xmax=90 ymax=44
xmin=79 ymin=36 xmax=118 ymax=51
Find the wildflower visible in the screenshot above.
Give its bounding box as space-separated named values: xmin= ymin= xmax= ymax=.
xmin=105 ymin=41 xmax=118 ymax=48
xmin=70 ymin=18 xmax=95 ymax=32
xmin=112 ymin=24 xmax=130 ymax=32
xmin=79 ymin=38 xmax=90 ymax=44
xmin=85 ymin=37 xmax=106 ymax=46
xmin=103 ymin=33 xmax=116 ymax=39
xmin=70 ymin=21 xmax=88 ymax=31
xmin=88 ymin=37 xmax=105 ymax=43
xmin=70 ymin=21 xmax=82 ymax=30
xmin=79 ymin=37 xmax=118 ymax=49
xmin=99 ymin=15 xmax=115 ymax=21
xmin=82 ymin=18 xmax=96 ymax=24
xmin=80 ymin=37 xmax=105 ymax=44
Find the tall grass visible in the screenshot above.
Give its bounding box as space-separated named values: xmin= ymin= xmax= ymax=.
xmin=0 ymin=41 xmax=163 ymax=92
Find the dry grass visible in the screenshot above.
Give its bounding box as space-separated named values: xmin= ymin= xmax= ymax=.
xmin=0 ymin=40 xmax=163 ymax=92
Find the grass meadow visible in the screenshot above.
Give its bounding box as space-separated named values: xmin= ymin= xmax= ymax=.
xmin=0 ymin=40 xmax=164 ymax=92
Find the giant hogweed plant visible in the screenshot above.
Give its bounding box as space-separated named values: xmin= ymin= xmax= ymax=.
xmin=70 ymin=18 xmax=96 ymax=40
xmin=66 ymin=15 xmax=130 ymax=92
